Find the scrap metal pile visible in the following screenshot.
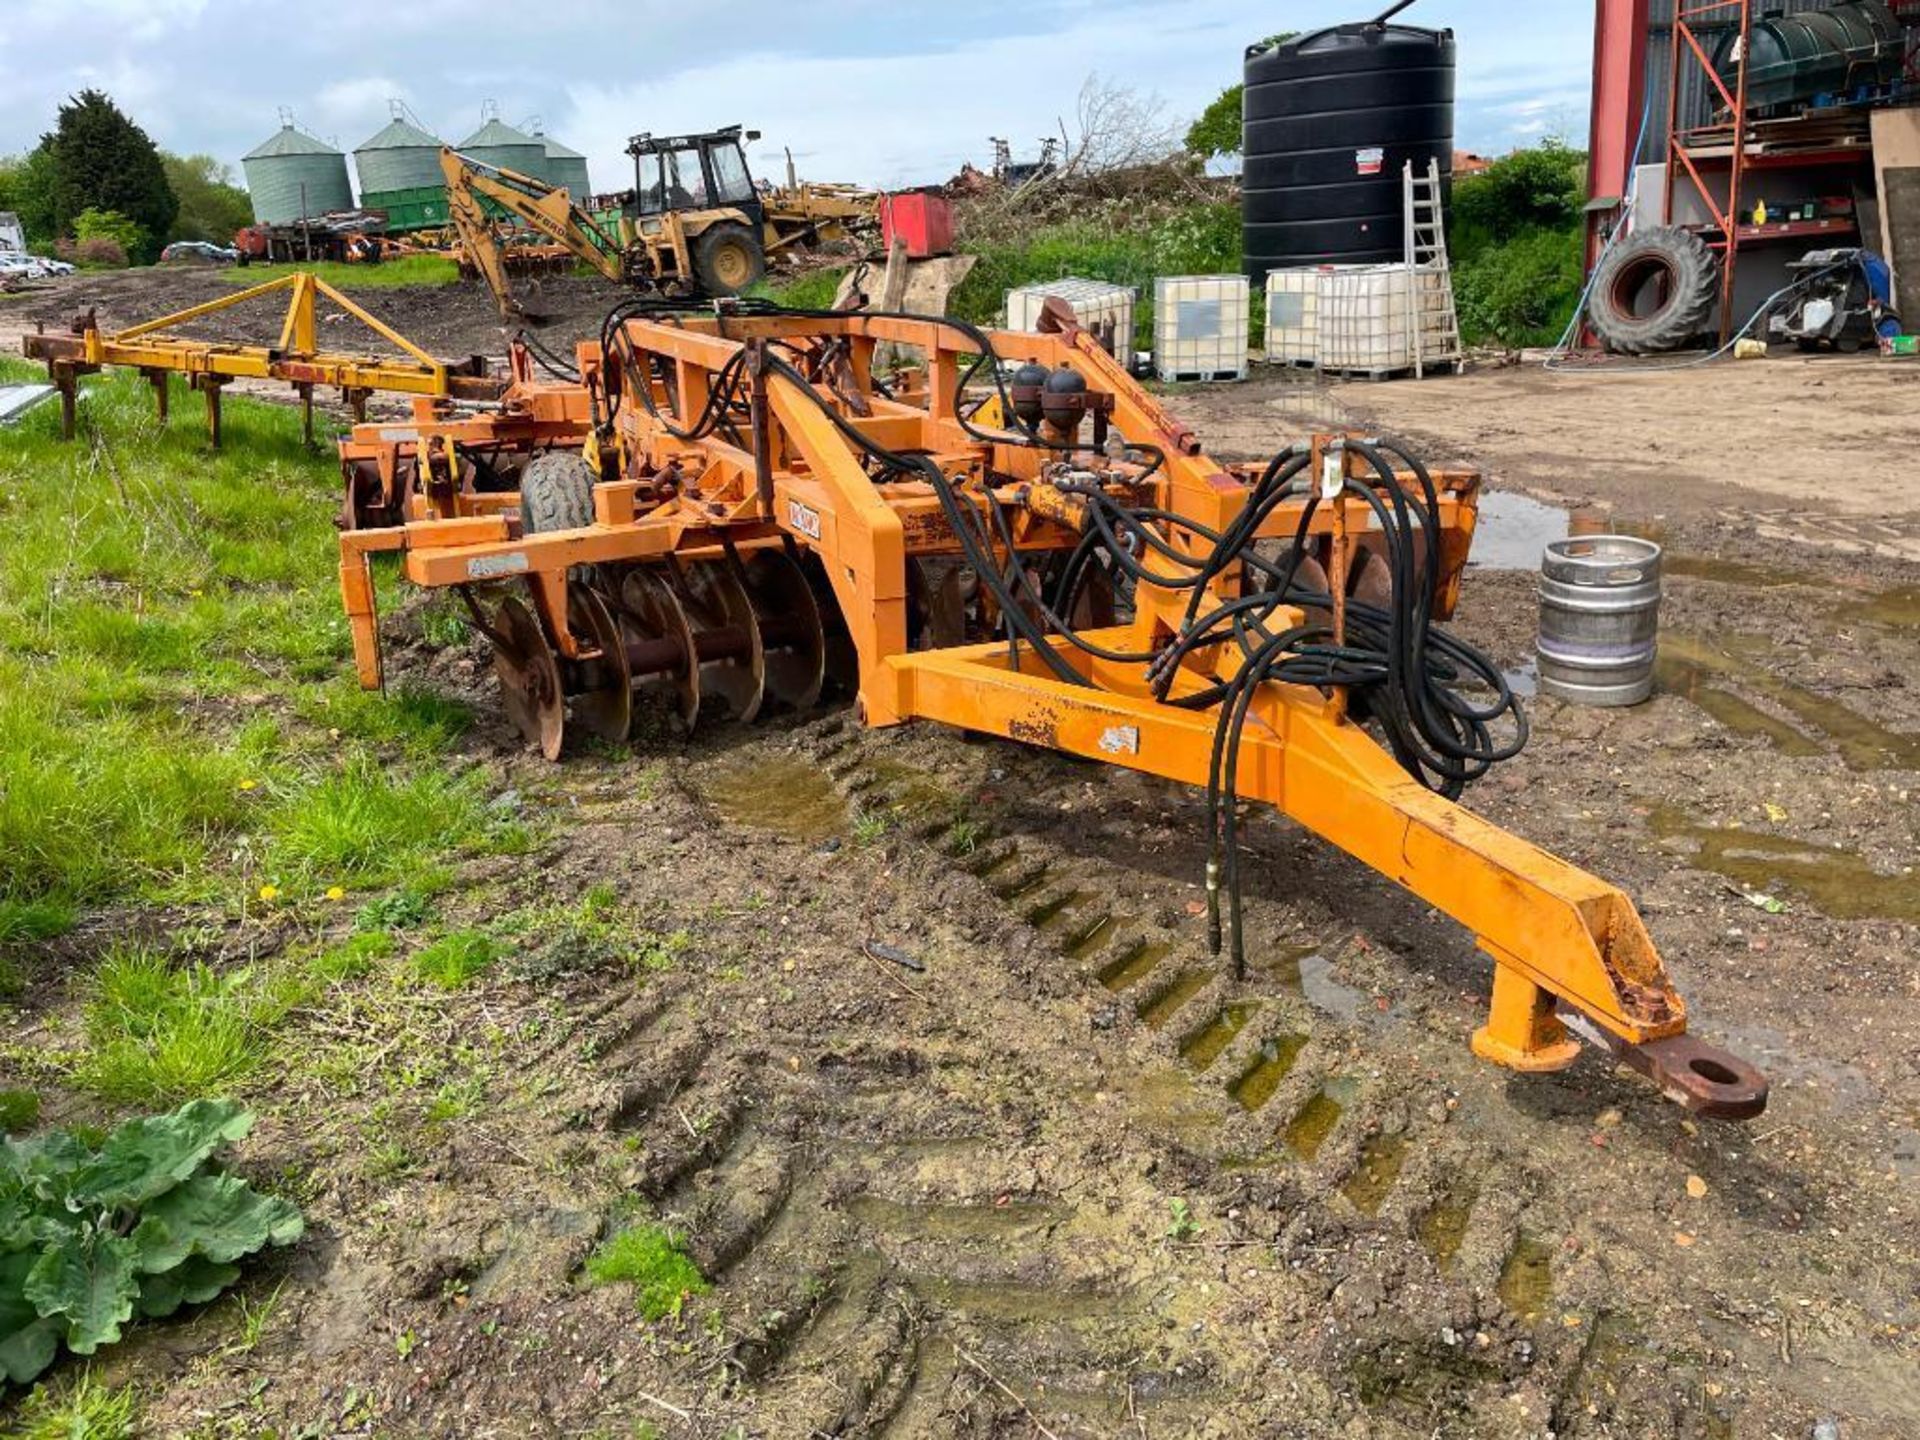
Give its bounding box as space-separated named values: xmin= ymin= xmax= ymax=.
xmin=334 ymin=293 xmax=1768 ymax=1119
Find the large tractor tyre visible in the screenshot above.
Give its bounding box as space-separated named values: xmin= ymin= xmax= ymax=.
xmin=520 ymin=451 xmax=596 ymax=534
xmin=1587 ymin=226 xmax=1720 ymax=356
xmin=693 ymin=223 xmax=766 ymax=297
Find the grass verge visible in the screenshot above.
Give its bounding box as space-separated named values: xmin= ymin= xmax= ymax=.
xmin=0 ymin=357 xmax=506 ymax=933
xmin=218 ymin=256 xmax=460 ymax=289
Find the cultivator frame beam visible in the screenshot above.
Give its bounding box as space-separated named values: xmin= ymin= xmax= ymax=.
xmin=21 ymin=271 xmax=505 ymax=445
xmin=336 ymin=304 xmax=1766 ymax=1119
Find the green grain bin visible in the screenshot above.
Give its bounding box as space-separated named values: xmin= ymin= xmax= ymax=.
xmin=536 ymin=129 xmax=592 ymax=200
xmin=355 ymin=108 xmax=445 ymax=195
xmin=457 ymin=114 xmax=547 ymax=183
xmin=242 ymin=122 xmax=353 ymax=225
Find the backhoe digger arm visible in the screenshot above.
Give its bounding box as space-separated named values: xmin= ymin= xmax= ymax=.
xmin=439 ymin=148 xmax=630 ymax=318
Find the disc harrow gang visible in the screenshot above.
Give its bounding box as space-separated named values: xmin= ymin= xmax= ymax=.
xmin=333 ymin=296 xmax=1768 ymax=1121
xmin=477 ymin=550 xmax=827 ymax=756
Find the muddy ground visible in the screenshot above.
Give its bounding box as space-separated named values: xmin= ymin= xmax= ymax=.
xmin=4 ymin=270 xmax=1919 ymax=1438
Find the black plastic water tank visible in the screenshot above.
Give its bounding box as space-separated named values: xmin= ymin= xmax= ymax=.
xmin=1242 ymin=23 xmax=1456 ymax=282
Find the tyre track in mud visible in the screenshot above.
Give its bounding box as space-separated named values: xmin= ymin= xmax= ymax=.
xmin=724 ymin=714 xmax=1920 ymax=1438
xmin=185 ymin=693 xmax=1915 ymax=1438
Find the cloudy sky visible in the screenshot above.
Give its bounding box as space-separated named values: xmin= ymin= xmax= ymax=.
xmin=0 ymin=0 xmax=1592 ymax=192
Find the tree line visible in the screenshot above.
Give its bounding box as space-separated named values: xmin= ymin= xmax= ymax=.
xmin=0 ymin=91 xmax=251 ymax=267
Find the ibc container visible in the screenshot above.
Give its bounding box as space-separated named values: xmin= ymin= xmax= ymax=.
xmin=1005 ymin=277 xmax=1136 ymax=356
xmin=1264 ymin=265 xmax=1361 ymax=364
xmin=1153 ymin=275 xmax=1249 ymax=382
xmin=1315 ymin=264 xmax=1454 ymax=374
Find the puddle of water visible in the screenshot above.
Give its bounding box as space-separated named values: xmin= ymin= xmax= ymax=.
xmin=704 ymin=755 xmax=847 ymax=841
xmin=1660 ymin=632 xmax=1920 ymax=770
xmin=1299 ymin=952 xmax=1387 ymax=1026
xmin=1268 ymin=383 xmax=1355 ymax=432
xmin=1655 ymin=650 xmax=1825 ymax=758
xmin=1065 ymin=912 xmax=1123 ymax=962
xmin=1177 ymin=1002 xmax=1257 ymax=1074
xmin=1497 ymin=1234 xmax=1555 ymax=1320
xmin=1282 ymin=1077 xmax=1359 ymax=1159
xmin=845 ymin=1194 xmax=1064 ymax=1240
xmin=1502 ymin=658 xmax=1539 ymax=699
xmin=1663 ymin=552 xmax=1806 ymax=588
xmin=1339 ymin=1135 xmax=1408 ymax=1216
xmin=1842 ymin=584 xmax=1920 ymax=630
xmin=1468 ymin=492 xmax=1569 ymax=572
xmin=1137 ymin=970 xmax=1210 ymax=1030
xmin=1228 ymin=1033 xmax=1309 ymax=1112
xmin=1098 ymin=939 xmax=1171 ymax=992
xmin=1254 ymin=942 xmax=1320 ymax=992
xmin=1418 ymin=1193 xmax=1474 ymax=1272
xmin=1027 ymin=889 xmax=1094 ymax=933
xmin=1650 ymin=806 xmax=1920 ymax=922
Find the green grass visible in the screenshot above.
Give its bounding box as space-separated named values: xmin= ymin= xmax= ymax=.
xmin=5 ymin=1370 xmax=140 ymax=1440
xmin=268 ymin=760 xmax=487 ymax=886
xmin=0 ymin=1087 xmax=40 ymax=1133
xmin=409 ymin=931 xmax=501 ymax=990
xmin=0 ymin=358 xmax=491 ymax=928
xmin=307 ymin=931 xmax=394 ymax=986
xmin=584 ymin=1223 xmax=709 ymax=1321
xmin=70 ymin=947 xmax=287 ymax=1105
xmin=219 ymin=256 xmax=461 ymax=290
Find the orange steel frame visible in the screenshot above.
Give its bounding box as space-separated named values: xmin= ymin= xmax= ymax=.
xmin=1666 ymin=0 xmax=1753 ymax=342
xmin=338 ymin=310 xmax=1765 ymax=1114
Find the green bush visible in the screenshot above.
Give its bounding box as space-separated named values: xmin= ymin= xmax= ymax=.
xmin=1453 ymin=221 xmax=1585 ymax=349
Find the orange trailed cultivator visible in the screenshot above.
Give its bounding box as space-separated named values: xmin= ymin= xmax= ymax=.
xmin=336 ymin=296 xmax=1768 ymax=1119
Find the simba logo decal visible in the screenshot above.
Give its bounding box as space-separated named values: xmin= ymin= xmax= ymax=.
xmin=787 ymin=499 xmax=823 ymax=542
xmin=466 ymin=552 xmax=529 ymax=580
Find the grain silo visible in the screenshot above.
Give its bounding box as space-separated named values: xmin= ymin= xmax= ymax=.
xmin=241 ymin=118 xmax=353 ymax=225
xmin=457 ymin=106 xmax=546 ymax=181
xmin=535 ymin=128 xmax=592 ymax=199
xmin=355 ymin=104 xmax=449 ymax=235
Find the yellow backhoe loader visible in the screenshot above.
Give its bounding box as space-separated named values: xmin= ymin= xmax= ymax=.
xmin=441 ymin=126 xmax=878 ymax=319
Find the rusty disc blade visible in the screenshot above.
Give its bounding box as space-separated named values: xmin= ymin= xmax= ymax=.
xmin=568 ymin=581 xmax=631 ymax=744
xmin=491 ymin=592 xmax=565 ymax=760
xmin=619 ymin=567 xmax=700 ymax=731
xmin=743 ymin=549 xmax=825 ymax=713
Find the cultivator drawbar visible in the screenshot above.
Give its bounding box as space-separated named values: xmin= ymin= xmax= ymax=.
xmin=336 ymin=296 xmax=1767 ymax=1119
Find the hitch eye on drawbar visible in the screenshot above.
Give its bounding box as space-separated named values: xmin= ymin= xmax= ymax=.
xmin=1565 ymin=1016 xmax=1769 ymax=1121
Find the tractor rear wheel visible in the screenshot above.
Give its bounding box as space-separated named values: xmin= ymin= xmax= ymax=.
xmin=693 ymin=223 xmax=766 ymax=297
xmin=1587 ymin=226 xmax=1720 ymax=356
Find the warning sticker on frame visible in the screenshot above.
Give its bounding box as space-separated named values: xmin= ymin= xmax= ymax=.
xmin=1355 ymin=147 xmax=1385 ymax=176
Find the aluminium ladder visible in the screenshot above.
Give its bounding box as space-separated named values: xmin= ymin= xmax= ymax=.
xmin=1402 ymin=158 xmax=1463 ymax=378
